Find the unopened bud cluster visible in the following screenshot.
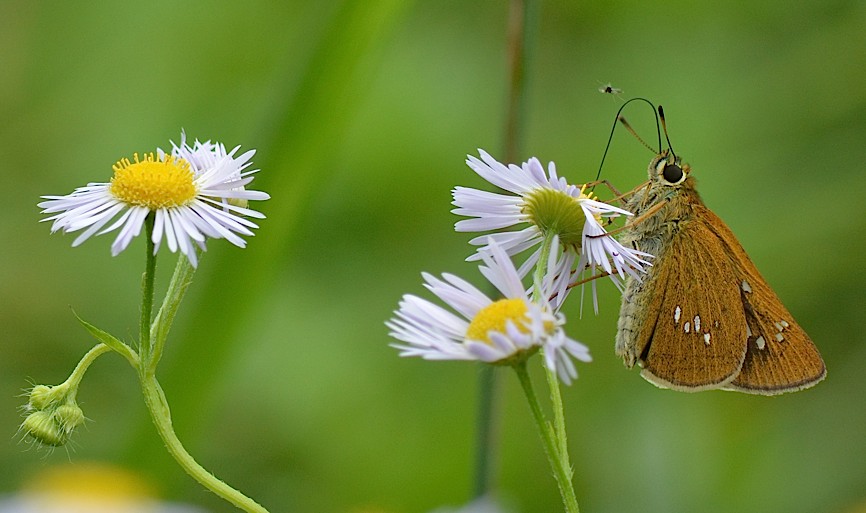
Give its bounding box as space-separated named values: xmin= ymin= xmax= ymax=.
xmin=21 ymin=383 xmax=85 ymax=446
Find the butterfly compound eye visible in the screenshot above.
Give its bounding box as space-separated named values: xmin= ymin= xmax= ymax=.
xmin=662 ymin=163 xmax=684 ymax=184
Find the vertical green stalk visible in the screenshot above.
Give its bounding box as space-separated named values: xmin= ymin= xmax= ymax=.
xmin=544 ymin=361 xmax=571 ymax=472
xmin=532 ymin=232 xmax=555 ymax=303
xmin=513 ymin=361 xmax=579 ymax=513
xmin=526 ymin=225 xmax=580 ymax=512
xmin=149 ymin=252 xmax=197 ymax=374
xmin=532 ymin=234 xmax=573 ymax=472
xmin=473 ymin=365 xmax=498 ymax=497
xmin=136 ymin=222 xmax=270 ymax=513
xmin=502 ymin=0 xmax=538 ymax=164
xmin=139 ymin=214 xmax=157 ymax=363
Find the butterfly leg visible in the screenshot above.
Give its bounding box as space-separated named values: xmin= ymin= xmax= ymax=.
xmin=565 ymin=269 xmax=616 ymax=290
xmin=585 ymin=179 xmax=649 ymax=206
xmin=588 ymin=196 xmax=668 ymax=238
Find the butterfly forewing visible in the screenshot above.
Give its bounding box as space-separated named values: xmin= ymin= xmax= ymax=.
xmin=635 ymin=217 xmax=749 ymax=391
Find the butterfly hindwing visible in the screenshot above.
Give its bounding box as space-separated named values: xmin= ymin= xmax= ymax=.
xmin=697 ymin=206 xmax=827 ymax=394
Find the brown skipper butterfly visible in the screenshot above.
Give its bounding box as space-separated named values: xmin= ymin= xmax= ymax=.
xmin=608 ymin=103 xmax=826 ymax=394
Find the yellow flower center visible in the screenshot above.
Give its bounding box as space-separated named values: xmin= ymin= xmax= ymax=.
xmin=109 ymin=153 xmax=196 ymax=209
xmin=466 ymin=298 xmax=532 ymax=344
xmin=522 ymin=185 xmax=599 ymax=248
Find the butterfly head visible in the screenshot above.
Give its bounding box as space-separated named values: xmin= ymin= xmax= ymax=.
xmin=649 ymin=150 xmax=691 ymax=188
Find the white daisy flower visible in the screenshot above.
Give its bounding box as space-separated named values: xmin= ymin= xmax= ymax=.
xmin=452 ymin=150 xmax=651 ymax=288
xmin=38 ymin=134 xmax=270 ymax=267
xmin=387 ymin=241 xmax=591 ymax=385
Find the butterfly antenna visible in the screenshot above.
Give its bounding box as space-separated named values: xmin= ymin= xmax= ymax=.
xmin=595 ymin=97 xmax=662 ymax=182
xmin=657 ymin=105 xmax=676 ymax=160
xmin=617 ymin=116 xmax=657 ymax=153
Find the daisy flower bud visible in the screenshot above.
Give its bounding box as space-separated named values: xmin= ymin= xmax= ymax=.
xmin=27 ymin=385 xmax=55 ymax=411
xmin=54 ymin=403 xmax=86 ymax=434
xmin=21 ymin=411 xmax=66 ymax=447
xmin=25 ymin=383 xmax=70 ymax=412
xmin=20 ymin=383 xmax=85 ymax=447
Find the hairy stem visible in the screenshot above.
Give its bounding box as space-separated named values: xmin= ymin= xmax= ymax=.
xmin=514 ymin=362 xmax=579 ymax=513
xmin=137 ymin=219 xmax=269 ymax=512
xmin=139 ymin=375 xmax=270 ymax=513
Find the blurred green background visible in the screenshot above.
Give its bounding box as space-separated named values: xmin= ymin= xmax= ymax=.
xmin=2 ymin=1 xmax=865 ymax=512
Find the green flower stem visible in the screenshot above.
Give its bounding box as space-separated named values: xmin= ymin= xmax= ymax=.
xmin=528 ymin=231 xmax=579 ymax=511
xmin=544 ymin=364 xmax=570 ymax=464
xmin=531 ymin=232 xmax=556 ymax=303
xmin=62 ymin=343 xmax=113 ymax=400
xmin=473 ymin=365 xmax=498 ymax=497
xmin=531 ymin=232 xmax=571 ymax=456
xmin=139 ymin=214 xmax=157 ymax=364
xmin=139 ymin=374 xmax=270 ymax=513
xmin=136 ymin=221 xmax=270 ymax=513
xmin=149 ymin=251 xmax=197 ymax=374
xmin=513 ymin=361 xmax=579 ymax=513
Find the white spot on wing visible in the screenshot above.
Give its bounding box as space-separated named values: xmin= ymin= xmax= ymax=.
xmin=746 ymin=324 xmax=752 ymax=337
xmin=694 ymin=315 xmax=701 ymax=331
xmin=775 ymin=333 xmax=784 ymax=342
xmin=756 ymin=336 xmax=766 ymax=350
xmin=703 ymin=333 xmax=711 ymax=345
xmin=674 ymin=306 xmax=681 ymax=323
xmin=774 ymin=322 xmax=783 ymax=332
xmin=780 ymin=320 xmax=789 ymax=328
xmin=684 ymin=322 xmax=691 ymax=333
xmin=741 ymin=280 xmax=752 ymax=293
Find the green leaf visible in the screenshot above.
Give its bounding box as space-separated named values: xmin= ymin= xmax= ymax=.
xmin=72 ymin=309 xmax=138 ymax=367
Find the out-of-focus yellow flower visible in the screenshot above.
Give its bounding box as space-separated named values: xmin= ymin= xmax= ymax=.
xmin=0 ymin=462 xmax=207 ymax=513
